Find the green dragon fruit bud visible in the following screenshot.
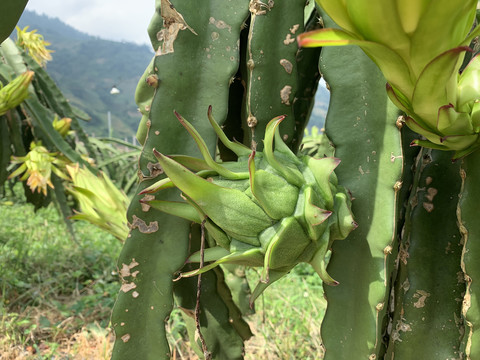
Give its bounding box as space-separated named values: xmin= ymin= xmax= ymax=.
xmin=142 ymin=107 xmax=356 ymax=303
xmin=52 ymin=115 xmax=73 ymax=137
xmin=298 ymin=0 xmax=480 ymax=159
xmin=0 ymin=70 xmax=34 ymax=116
xmin=66 ymin=164 xmax=129 ymax=242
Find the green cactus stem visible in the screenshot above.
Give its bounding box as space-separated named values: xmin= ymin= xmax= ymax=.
xmin=458 ymin=150 xmax=480 ymax=358
xmin=111 ymin=1 xmax=251 ymax=359
xmin=317 ymin=14 xmax=404 ymax=359
xmin=386 ymin=148 xmax=464 ymax=359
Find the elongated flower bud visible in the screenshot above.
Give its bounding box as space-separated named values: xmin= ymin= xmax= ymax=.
xmin=0 ymin=70 xmax=34 ymax=116
xmin=142 ymin=107 xmax=357 ymax=303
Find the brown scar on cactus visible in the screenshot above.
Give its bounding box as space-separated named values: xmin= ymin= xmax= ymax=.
xmin=120 ymin=259 xmax=140 ymax=278
xmin=413 ymin=290 xmax=430 ymax=308
xmin=129 ymin=215 xmax=159 ymax=233
xmin=208 ymin=17 xmax=232 ymax=32
xmin=121 ymin=334 xmax=131 ymax=343
xmin=279 ymin=59 xmax=293 ymax=74
xmin=424 ymin=187 xmax=438 ymax=202
xmin=280 ymin=85 xmax=292 ymax=105
xmin=249 ymin=0 xmax=274 ymax=15
xmin=156 ymin=0 xmax=197 ymax=56
xmin=121 ymin=282 xmax=137 ymax=293
xmin=140 ymin=194 xmax=155 ymax=212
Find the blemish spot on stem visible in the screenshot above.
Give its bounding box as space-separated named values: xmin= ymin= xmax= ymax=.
xmin=156 ymin=0 xmax=197 ymax=56
xmin=289 ymin=24 xmax=300 ymax=34
xmin=283 ymin=34 xmax=295 ymax=45
xmin=422 ymin=202 xmax=434 ymax=212
xmin=121 ymin=334 xmax=131 ymax=343
xmin=280 ymin=85 xmax=292 ymax=105
xmin=140 ymin=194 xmax=155 ymax=212
xmin=413 ymin=290 xmax=430 ymax=308
xmin=130 ymin=215 xmax=159 ymax=233
xmin=146 ymin=162 xmax=163 ymax=178
xmin=120 ymin=259 xmax=140 ymax=278
xmin=279 ymin=59 xmax=293 ymax=74
xmin=121 ymin=282 xmax=137 ymax=293
xmin=425 ymin=187 xmax=438 ymax=202
xmin=208 ymin=17 xmax=232 ymax=32
xmin=249 ymin=0 xmax=274 ymax=15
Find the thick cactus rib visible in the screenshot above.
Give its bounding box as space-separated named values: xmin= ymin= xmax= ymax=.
xmin=458 ymin=150 xmax=480 ymax=359
xmin=111 ymin=1 xmax=250 ymax=359
xmin=243 ymin=0 xmax=307 ymax=151
xmin=386 ymin=149 xmax=464 ymax=359
xmin=319 ymin=15 xmax=403 ymax=359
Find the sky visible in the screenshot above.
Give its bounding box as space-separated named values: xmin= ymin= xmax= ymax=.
xmin=25 ymin=0 xmax=154 ymax=46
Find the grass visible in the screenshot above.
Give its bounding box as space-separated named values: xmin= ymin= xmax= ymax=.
xmin=0 ymin=188 xmax=120 ymax=359
xmin=244 ymin=266 xmax=326 ymax=359
xmin=0 ymin=188 xmax=326 ymax=359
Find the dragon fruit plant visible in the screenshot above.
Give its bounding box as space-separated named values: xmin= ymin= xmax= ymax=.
xmin=111 ymin=0 xmax=480 ymax=359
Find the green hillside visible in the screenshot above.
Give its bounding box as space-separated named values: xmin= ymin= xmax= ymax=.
xmin=16 ymin=10 xmax=153 ymax=139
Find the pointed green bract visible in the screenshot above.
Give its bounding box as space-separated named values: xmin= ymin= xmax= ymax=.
xmin=156 ymin=152 xmax=273 ymax=239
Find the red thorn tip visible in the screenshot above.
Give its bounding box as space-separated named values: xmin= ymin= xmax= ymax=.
xmin=152 ymin=148 xmax=162 ymax=157
xmin=173 ymin=110 xmax=182 ymax=121
xmin=207 ymin=105 xmax=212 ymax=115
xmin=352 ymin=221 xmax=359 ymax=229
xmin=332 ymin=280 xmax=340 ymax=286
xmin=409 ymin=141 xmax=419 ymax=147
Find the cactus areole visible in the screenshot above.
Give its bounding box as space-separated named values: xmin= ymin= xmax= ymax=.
xmin=142 ymin=107 xmax=357 ymax=303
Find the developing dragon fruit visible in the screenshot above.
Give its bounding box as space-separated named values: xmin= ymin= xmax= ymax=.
xmin=142 ymin=107 xmax=357 ymax=303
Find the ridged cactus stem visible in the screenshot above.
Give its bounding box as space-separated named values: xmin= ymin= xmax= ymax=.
xmin=243 ymin=0 xmax=307 ymax=151
xmin=386 ymin=148 xmax=464 ymax=359
xmin=111 ymin=1 xmax=251 ymax=359
xmin=319 ymin=13 xmax=404 ymax=359
xmin=458 ymin=151 xmax=480 ymax=359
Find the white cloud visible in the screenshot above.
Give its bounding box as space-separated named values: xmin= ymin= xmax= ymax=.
xmin=25 ymin=0 xmax=154 ymax=45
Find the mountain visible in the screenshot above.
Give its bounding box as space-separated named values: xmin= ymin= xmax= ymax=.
xmin=14 ymin=10 xmax=328 ymax=139
xmin=16 ymin=10 xmax=153 ymax=139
